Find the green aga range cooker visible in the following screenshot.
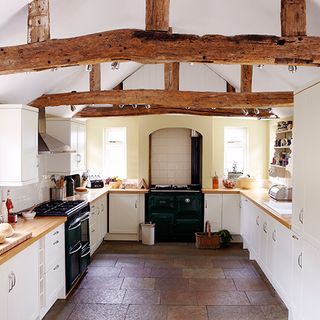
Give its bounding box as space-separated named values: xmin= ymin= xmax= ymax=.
xmin=146 ymin=184 xmax=204 ymax=242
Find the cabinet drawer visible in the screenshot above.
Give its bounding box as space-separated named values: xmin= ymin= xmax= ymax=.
xmin=45 ymin=224 xmax=65 ymax=272
xmin=90 ymin=223 xmax=98 ymax=255
xmin=45 ymin=257 xmax=65 ymax=310
xmin=90 ymin=203 xmax=98 ymax=226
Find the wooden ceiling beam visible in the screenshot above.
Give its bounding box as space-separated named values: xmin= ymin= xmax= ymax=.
xmin=281 ymin=0 xmax=306 ymax=36
xmin=164 ymin=62 xmax=179 ymax=90
xmin=2 ymin=29 xmax=320 ymax=75
xmin=28 ymin=0 xmax=50 ymax=43
xmin=226 ymin=82 xmax=236 ymax=93
xmin=30 ymin=89 xmax=293 ymax=109
xmin=74 ymin=105 xmax=274 ymax=118
xmin=241 ymin=65 xmax=253 ymax=92
xmin=146 ymin=0 xmax=170 ymax=31
xmin=89 ymin=64 xmax=101 ymax=91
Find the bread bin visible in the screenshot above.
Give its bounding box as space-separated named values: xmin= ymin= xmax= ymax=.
xmin=238 ymin=175 xmax=258 ymax=189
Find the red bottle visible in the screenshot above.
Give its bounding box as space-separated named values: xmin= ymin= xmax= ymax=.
xmin=6 ymin=190 xmax=13 ymax=215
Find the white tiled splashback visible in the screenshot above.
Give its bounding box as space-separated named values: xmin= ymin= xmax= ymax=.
xmin=0 ymin=155 xmax=50 ymax=212
xmin=151 ymin=128 xmax=191 ymax=185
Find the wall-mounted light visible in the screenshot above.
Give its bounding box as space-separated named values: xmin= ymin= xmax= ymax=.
xmin=242 ymin=108 xmax=249 ymax=116
xmin=111 ymin=62 xmax=120 ymax=71
xmin=70 ymin=105 xmax=76 ymax=112
xmin=85 ymin=64 xmax=93 ymax=72
xmin=288 ymin=65 xmax=297 ymax=73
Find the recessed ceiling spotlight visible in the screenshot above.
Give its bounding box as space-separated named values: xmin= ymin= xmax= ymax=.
xmin=85 ymin=64 xmax=93 ymax=72
xmin=257 ymin=64 xmax=264 ymax=69
xmin=70 ymin=105 xmax=76 ymax=112
xmin=242 ymin=108 xmax=249 ymax=116
xmin=111 ymin=61 xmax=120 ymax=71
xmin=288 ymin=65 xmax=297 ymax=73
xmin=119 ymin=104 xmax=124 ymax=109
xmin=254 ymin=108 xmax=260 ymax=115
xmin=145 ymin=104 xmax=151 ymax=109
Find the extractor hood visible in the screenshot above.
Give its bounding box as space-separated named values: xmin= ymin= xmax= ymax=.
xmin=38 ymin=108 xmax=76 ymax=154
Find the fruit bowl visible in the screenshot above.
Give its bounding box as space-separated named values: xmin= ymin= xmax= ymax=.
xmin=222 ymin=179 xmax=236 ymax=189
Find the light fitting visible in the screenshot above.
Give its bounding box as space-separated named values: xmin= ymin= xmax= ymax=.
xmin=85 ymin=64 xmax=93 ymax=72
xmin=242 ymin=108 xmax=249 ymax=116
xmin=211 ymin=107 xmax=216 ymax=110
xmin=185 ymin=107 xmax=191 ymax=110
xmin=119 ymin=104 xmax=124 ymax=109
xmin=111 ymin=61 xmax=120 ymax=71
xmin=257 ymin=64 xmax=264 ymax=69
xmin=268 ymin=108 xmax=273 ymax=114
xmin=145 ymin=104 xmax=151 ymax=109
xmin=189 ymin=62 xmax=194 ymax=66
xmin=254 ymin=108 xmax=260 ymax=115
xmin=51 ymin=67 xmax=58 ymax=72
xmin=288 ymin=65 xmax=297 ymax=73
xmin=132 ymin=104 xmax=138 ymax=109
xmin=70 ymin=105 xmax=76 ymax=112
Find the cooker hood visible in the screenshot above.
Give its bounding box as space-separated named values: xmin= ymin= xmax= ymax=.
xmin=38 ymin=108 xmax=76 ymax=154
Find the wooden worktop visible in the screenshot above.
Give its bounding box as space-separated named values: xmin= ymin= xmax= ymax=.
xmin=65 ymin=187 xmax=149 ymax=203
xmin=0 ymin=216 xmax=66 ymax=265
xmin=202 ymin=188 xmax=292 ymax=229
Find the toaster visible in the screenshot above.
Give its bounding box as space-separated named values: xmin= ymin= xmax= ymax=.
xmin=268 ymin=184 xmax=292 ymax=201
xmin=87 ymin=175 xmax=104 ymax=189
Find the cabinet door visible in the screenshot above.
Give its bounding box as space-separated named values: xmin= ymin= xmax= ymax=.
xmin=301 ymin=240 xmax=320 ymax=320
xmin=7 ymin=241 xmax=39 ymax=320
xmin=109 ymin=194 xmax=139 ymax=234
xmin=204 ymin=194 xmax=222 ymax=232
xmin=250 ymin=204 xmax=261 ymax=260
xmin=222 ymin=194 xmax=240 ymax=234
xmin=259 ymin=213 xmax=269 ymax=274
xmin=98 ymin=196 xmax=108 ymax=241
xmin=0 ymin=263 xmax=8 ymax=320
xmin=291 ymin=233 xmax=303 ymax=320
xmin=76 ymin=124 xmax=86 ymax=172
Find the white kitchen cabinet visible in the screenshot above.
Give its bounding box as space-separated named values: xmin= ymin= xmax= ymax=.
xmin=240 ymin=196 xmax=250 ymax=248
xmin=99 ymin=195 xmax=108 ymax=241
xmin=0 ymin=263 xmax=8 ymax=320
xmin=204 ymin=194 xmax=222 ymax=232
xmin=5 ymin=241 xmax=39 ymax=320
xmin=300 ymin=240 xmax=320 ymax=320
xmin=222 ymin=194 xmax=240 ymax=234
xmin=0 ymin=104 xmax=38 ymax=186
xmin=249 ymin=203 xmax=261 ymax=261
xmin=46 ymin=119 xmax=86 ymax=175
xmin=107 ymin=193 xmax=145 ymax=241
xmin=259 ymin=212 xmax=271 ymax=276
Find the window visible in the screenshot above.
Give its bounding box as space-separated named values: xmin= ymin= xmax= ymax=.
xmin=104 ymin=127 xmax=127 ymax=178
xmin=224 ymin=127 xmax=247 ymax=174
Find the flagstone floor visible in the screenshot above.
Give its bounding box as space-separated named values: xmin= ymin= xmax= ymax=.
xmin=44 ymin=241 xmax=288 ymax=320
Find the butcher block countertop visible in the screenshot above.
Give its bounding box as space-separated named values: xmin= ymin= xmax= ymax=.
xmin=0 ymin=216 xmax=66 ymax=265
xmin=65 ymin=187 xmax=149 ymax=203
xmin=202 ymin=188 xmax=292 ymax=229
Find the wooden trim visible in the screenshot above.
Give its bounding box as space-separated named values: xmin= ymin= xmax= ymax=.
xmin=241 ymin=65 xmax=253 ymax=93
xmin=2 ymin=29 xmax=320 ymax=75
xmin=164 ymin=62 xmax=179 ymax=90
xmin=30 ymin=89 xmax=293 ymax=109
xmin=146 ymin=0 xmax=170 ymax=31
xmin=281 ymin=0 xmax=306 ymax=36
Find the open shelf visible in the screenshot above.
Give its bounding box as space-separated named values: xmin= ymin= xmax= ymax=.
xmin=274 ymin=146 xmax=291 ymax=149
xmin=270 ymin=164 xmax=287 ymax=169
xmin=276 ymin=129 xmax=293 ymax=135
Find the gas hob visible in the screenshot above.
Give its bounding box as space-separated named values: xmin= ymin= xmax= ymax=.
xmin=33 ymin=200 xmax=87 ymax=217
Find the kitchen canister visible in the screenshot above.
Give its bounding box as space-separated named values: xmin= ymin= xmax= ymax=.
xmin=50 ymin=187 xmax=64 ymax=201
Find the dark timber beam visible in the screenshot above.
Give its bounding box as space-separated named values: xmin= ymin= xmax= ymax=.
xmin=30 ymin=89 xmax=293 ymax=109
xmin=281 ymin=0 xmax=306 ymax=36
xmin=90 ymin=64 xmax=101 ymax=91
xmin=164 ymin=62 xmax=179 ymax=90
xmin=241 ymin=65 xmax=253 ymax=92
xmin=226 ymin=82 xmax=236 ymax=93
xmin=146 ymin=0 xmax=170 ymax=31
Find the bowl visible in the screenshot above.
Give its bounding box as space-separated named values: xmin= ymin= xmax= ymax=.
xmin=22 ymin=211 xmax=36 ymax=220
xmin=222 ymin=179 xmax=236 ymax=189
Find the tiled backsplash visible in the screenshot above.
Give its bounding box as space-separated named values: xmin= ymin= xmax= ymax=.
xmin=0 ymin=155 xmax=50 ymax=212
xmin=151 ymin=128 xmax=191 ymax=185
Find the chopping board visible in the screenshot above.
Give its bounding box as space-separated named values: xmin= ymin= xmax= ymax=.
xmin=0 ymin=231 xmax=32 ymax=256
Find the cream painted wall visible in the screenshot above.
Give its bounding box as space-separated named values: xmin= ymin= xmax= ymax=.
xmin=212 ymin=118 xmax=269 ymax=180
xmin=86 ymin=115 xmax=270 ymax=188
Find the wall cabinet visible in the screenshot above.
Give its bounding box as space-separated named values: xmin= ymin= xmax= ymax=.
xmin=204 ymin=194 xmax=240 ymax=234
xmin=107 ymin=193 xmax=145 ymax=241
xmin=0 ymin=105 xmax=38 ymax=186
xmin=90 ymin=195 xmax=108 ymax=255
xmin=1 ymin=241 xmax=39 ymax=320
xmin=46 ymin=119 xmax=86 ymax=175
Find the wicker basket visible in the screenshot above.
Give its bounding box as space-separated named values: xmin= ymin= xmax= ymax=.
xmin=195 ymin=221 xmax=220 ymax=249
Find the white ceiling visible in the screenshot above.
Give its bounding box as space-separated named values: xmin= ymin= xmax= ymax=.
xmin=1 ymin=0 xmax=320 ymax=118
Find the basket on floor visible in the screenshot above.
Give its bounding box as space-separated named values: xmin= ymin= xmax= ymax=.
xmin=195 ymin=221 xmax=220 ymax=249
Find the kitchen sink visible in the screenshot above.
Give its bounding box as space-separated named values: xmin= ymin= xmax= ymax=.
xmin=263 ymin=200 xmax=292 ymax=215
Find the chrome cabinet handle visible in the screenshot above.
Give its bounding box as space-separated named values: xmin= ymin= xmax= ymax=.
xmin=53 ymin=264 xmax=60 ymax=271
xmin=272 ymin=230 xmax=276 ymax=242
xmin=53 ymin=230 xmax=59 ymax=236
xmin=53 ymin=240 xmax=59 ymax=245
xmin=263 ymin=222 xmax=267 ymax=233
xmin=299 ymin=209 xmax=304 ymax=224
xmin=12 ymin=272 xmax=16 ymax=289
xmin=292 ymin=234 xmax=299 ymax=240
xmin=76 ymin=154 xmax=81 ymax=163
xmin=135 ymin=200 xmax=138 ymax=209
xmin=298 ymin=253 xmax=303 ymax=269
xmin=70 ymin=242 xmax=82 ymax=255
xmin=256 ymin=216 xmax=260 ymax=226
xmin=8 ymin=274 xmax=13 ymax=293
xmin=205 ymin=200 xmax=207 ymax=209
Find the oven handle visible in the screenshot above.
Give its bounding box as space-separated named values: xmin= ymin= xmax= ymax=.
xmin=80 ymin=212 xmax=90 ymax=223
xmin=69 ymin=242 xmax=82 ymax=255
xmin=69 ymin=217 xmax=82 ymax=230
xmin=81 ymin=246 xmax=91 ymax=258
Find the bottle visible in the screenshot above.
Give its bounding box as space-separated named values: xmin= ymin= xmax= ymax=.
xmin=6 ymin=190 xmax=14 ymax=218
xmin=212 ymin=172 xmax=219 ymax=189
xmin=1 ymin=197 xmax=7 ymax=223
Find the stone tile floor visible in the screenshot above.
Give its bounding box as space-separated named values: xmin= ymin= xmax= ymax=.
xmin=44 ymin=242 xmax=288 ymax=320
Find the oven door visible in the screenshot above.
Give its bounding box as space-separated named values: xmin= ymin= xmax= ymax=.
xmin=80 ymin=212 xmax=90 ymax=245
xmin=66 ymin=241 xmax=82 ymax=291
xmin=80 ymin=242 xmax=91 ymax=274
xmin=67 ymin=216 xmax=82 ymax=249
